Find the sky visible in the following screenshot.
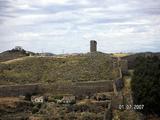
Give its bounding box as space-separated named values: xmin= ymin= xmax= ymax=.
xmin=0 ymin=0 xmax=160 ymax=54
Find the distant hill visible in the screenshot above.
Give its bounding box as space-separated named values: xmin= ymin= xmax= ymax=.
xmin=0 ymin=46 xmax=37 ymax=62
xmin=0 ymin=47 xmax=57 ymax=62
xmin=122 ymin=52 xmax=160 ymax=69
xmin=0 ymin=49 xmax=30 ymax=62
xmin=0 ymin=52 xmax=120 ymax=85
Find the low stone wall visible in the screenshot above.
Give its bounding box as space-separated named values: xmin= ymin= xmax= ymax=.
xmin=74 ymin=80 xmax=113 ymax=87
xmin=0 ymin=80 xmax=114 ymax=97
xmin=0 ymin=79 xmax=125 ymax=98
xmin=73 ymin=80 xmax=114 ymax=97
xmin=113 ymin=64 xmax=123 ymax=94
xmin=119 ymin=60 xmax=128 ymax=74
xmin=41 ymin=83 xmax=74 ymax=95
xmin=0 ymin=84 xmax=42 ymax=97
xmin=41 ymin=80 xmax=114 ymax=96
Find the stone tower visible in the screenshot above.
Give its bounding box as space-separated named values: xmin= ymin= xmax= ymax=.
xmin=90 ymin=40 xmax=97 ymax=52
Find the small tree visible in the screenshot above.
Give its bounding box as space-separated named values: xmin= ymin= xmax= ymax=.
xmin=131 ymin=56 xmax=160 ymax=115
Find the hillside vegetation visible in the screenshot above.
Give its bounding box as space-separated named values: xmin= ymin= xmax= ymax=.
xmin=122 ymin=52 xmax=160 ymax=69
xmin=0 ymin=52 xmax=119 ymax=85
xmin=131 ymin=56 xmax=160 ymax=115
xmin=0 ymin=49 xmax=29 ymax=62
xmin=112 ymin=53 xmax=131 ymax=57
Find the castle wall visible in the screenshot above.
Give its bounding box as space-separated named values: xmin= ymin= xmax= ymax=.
xmin=0 ymin=57 xmax=121 ymax=98
xmin=0 ymin=84 xmax=42 ymax=97
xmin=0 ymin=80 xmax=114 ymax=97
xmin=73 ymin=80 xmax=114 ymax=97
xmin=41 ymin=83 xmax=74 ymax=95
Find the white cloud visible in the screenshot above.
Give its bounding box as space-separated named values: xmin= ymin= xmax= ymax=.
xmin=13 ymin=0 xmax=71 ymax=7
xmin=0 ymin=0 xmax=160 ymax=53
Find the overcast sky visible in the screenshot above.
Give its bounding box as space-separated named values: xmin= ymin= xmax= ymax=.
xmin=0 ymin=0 xmax=160 ymax=54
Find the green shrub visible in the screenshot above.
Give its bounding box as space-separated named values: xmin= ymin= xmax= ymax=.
xmin=32 ymin=104 xmax=41 ymax=114
xmin=131 ymin=56 xmax=160 ymax=115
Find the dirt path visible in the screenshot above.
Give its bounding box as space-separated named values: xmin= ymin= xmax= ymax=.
xmin=123 ymin=75 xmax=133 ymax=106
xmin=1 ymin=56 xmax=31 ymax=64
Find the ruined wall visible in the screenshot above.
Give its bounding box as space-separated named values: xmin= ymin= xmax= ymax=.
xmin=0 ymin=57 xmax=122 ymax=98
xmin=110 ymin=57 xmax=124 ymax=94
xmin=119 ymin=60 xmax=128 ymax=74
xmin=73 ymin=80 xmax=114 ymax=97
xmin=42 ymin=80 xmax=114 ymax=96
xmin=0 ymin=58 xmax=122 ymax=97
xmin=0 ymin=80 xmax=114 ymax=97
xmin=41 ymin=83 xmax=74 ymax=95
xmin=0 ymin=84 xmax=42 ymax=97
xmin=74 ymin=80 xmax=113 ymax=87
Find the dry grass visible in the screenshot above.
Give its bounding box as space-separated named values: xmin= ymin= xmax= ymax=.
xmin=0 ymin=52 xmax=119 ymax=84
xmin=112 ymin=110 xmax=143 ymax=120
xmin=77 ymin=99 xmax=93 ymax=105
xmin=112 ymin=53 xmax=130 ymax=57
xmin=1 ymin=56 xmax=30 ymax=64
xmin=0 ymin=97 xmax=22 ymax=108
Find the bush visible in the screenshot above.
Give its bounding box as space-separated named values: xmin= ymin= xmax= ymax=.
xmin=131 ymin=56 xmax=160 ymax=115
xmin=32 ymin=104 xmax=41 ymax=114
xmin=80 ymin=112 xmax=100 ymax=120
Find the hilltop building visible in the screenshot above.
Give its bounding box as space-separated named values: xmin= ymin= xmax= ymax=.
xmin=14 ymin=46 xmax=23 ymax=51
xmin=90 ymin=40 xmax=97 ymax=52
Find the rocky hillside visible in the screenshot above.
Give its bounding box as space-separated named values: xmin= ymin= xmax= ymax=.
xmin=0 ymin=52 xmax=120 ymax=85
